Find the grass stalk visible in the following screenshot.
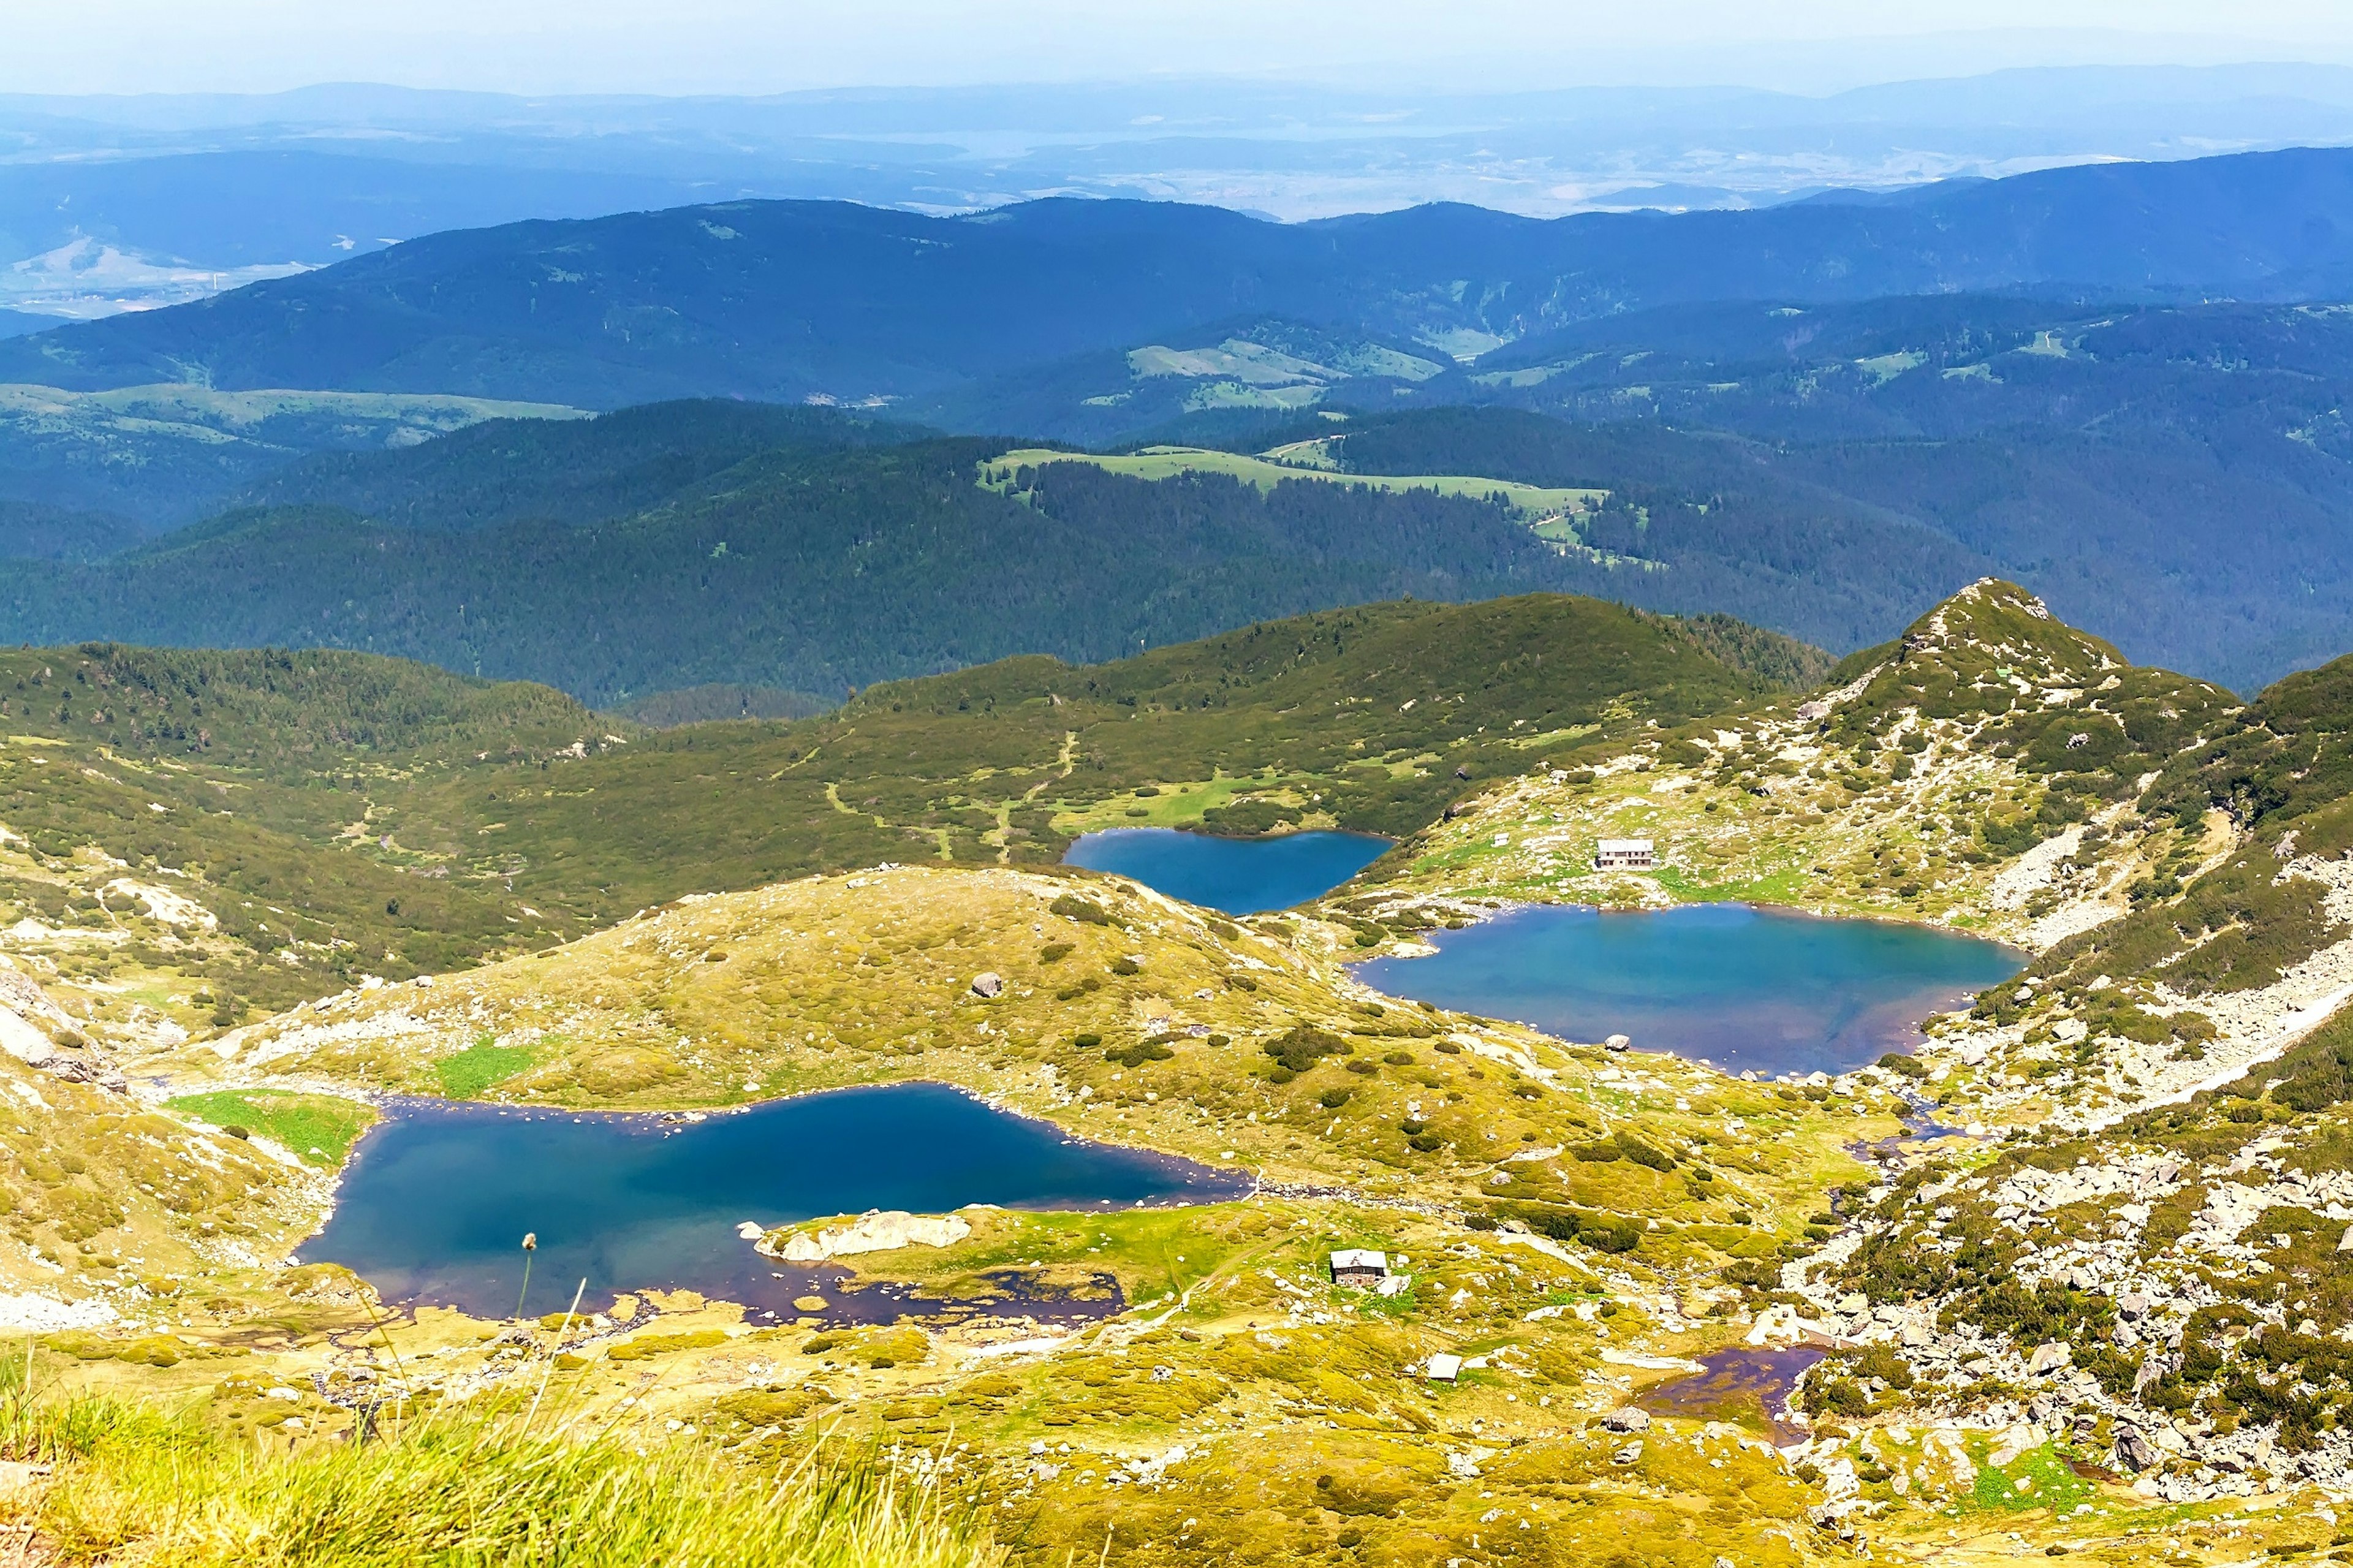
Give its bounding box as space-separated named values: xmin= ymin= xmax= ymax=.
xmin=1 ymin=1383 xmax=1001 ymax=1568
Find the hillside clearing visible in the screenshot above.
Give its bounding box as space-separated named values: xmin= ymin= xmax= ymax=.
xmin=979 ymin=445 xmax=1605 ymax=520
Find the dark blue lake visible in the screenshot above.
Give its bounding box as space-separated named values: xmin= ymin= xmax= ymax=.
xmin=1062 ymin=827 xmax=1390 ymax=913
xmin=1356 ymin=903 xmax=2022 ymax=1077
xmin=302 ymin=1083 xmax=1248 ymax=1320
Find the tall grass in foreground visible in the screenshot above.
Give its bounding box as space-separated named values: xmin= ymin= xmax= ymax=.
xmin=0 ymin=1382 xmax=1004 ymax=1568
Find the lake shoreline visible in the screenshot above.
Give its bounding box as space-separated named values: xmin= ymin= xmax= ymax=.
xmin=1351 ymin=900 xmax=2024 ymax=1078
xmin=292 ymin=1081 xmax=1257 ymax=1320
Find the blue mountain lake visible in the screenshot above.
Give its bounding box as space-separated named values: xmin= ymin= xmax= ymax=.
xmin=1062 ymin=827 xmax=1390 ymax=913
xmin=301 ymin=1083 xmax=1248 ymax=1320
xmin=1356 ymin=903 xmax=2022 ymax=1077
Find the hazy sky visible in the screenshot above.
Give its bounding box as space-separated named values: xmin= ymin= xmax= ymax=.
xmin=10 ymin=1 xmax=2353 ymax=97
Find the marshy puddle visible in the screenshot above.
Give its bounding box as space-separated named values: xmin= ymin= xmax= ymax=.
xmin=1637 ymin=1346 xmax=1828 ymax=1443
xmin=300 ymin=1083 xmax=1250 ymax=1322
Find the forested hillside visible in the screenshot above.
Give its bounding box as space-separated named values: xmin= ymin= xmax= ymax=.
xmin=0 ymin=382 xmax=586 ymax=527
xmin=0 ymin=431 xmax=1957 ymax=703
xmin=1307 ymin=292 xmax=2353 ymax=693
xmin=11 ymin=146 xmax=2353 ymax=407
xmin=228 ymin=399 xmax=919 ymax=529
xmin=0 ymin=597 xmax=1797 ymax=1009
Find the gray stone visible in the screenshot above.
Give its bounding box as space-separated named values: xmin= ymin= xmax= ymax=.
xmin=970 ymin=972 xmax=1004 ymax=999
xmin=1601 ymin=1408 xmax=1651 ymax=1434
xmin=2114 ymin=1426 xmax=2156 ymax=1472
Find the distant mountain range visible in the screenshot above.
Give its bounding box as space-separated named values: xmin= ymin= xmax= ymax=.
xmin=10 ymin=63 xmax=2353 ymax=242
xmin=11 ymin=146 xmax=2353 ymax=410
xmin=4 ymin=145 xmax=2353 ymax=700
xmin=0 ymin=151 xmax=722 ymax=317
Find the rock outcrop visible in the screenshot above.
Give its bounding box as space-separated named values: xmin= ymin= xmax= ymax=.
xmin=760 ymin=1208 xmax=973 ymax=1263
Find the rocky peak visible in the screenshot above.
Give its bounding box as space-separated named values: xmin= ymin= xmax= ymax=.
xmin=1806 ymin=580 xmax=2227 ymax=764
xmin=1879 ymin=579 xmax=2122 ymax=701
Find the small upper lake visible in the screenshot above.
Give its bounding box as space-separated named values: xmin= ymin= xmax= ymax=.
xmin=301 ymin=1083 xmax=1248 ymax=1320
xmin=1356 ymin=904 xmax=2021 ymax=1077
xmin=1062 ymin=827 xmax=1390 ymax=914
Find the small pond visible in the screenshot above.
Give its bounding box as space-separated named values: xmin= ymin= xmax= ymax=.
xmin=1355 ymin=903 xmax=2021 ymax=1077
xmin=301 ymin=1083 xmax=1249 ymax=1321
xmin=1637 ymin=1346 xmax=1827 ymax=1444
xmin=1062 ymin=827 xmax=1392 ymax=914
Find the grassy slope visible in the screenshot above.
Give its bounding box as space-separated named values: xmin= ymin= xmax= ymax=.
xmin=982 ymin=444 xmax=1606 ymax=519
xmin=200 ymin=863 xmax=1877 ymax=1213
xmin=37 ymin=587 xmax=1873 ymax=1567
xmin=39 ymin=580 xmax=2353 ymax=1565
xmin=1366 ymin=580 xmax=2234 ymax=939
xmin=0 ymin=646 xmax=618 ymax=1089
xmin=7 ymin=1387 xmax=1000 ymax=1568
xmin=349 ymin=594 xmax=1800 ymax=928
xmin=168 ymin=862 xmax=1890 ymax=1568
xmin=0 ymin=1045 xmax=325 ymax=1308
xmin=0 ymin=600 xmax=1792 ymax=1093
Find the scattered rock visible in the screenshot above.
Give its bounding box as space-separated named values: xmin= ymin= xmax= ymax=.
xmin=765 ymin=1210 xmax=974 ymax=1263
xmin=2114 ymin=1426 xmax=2156 ymax=1472
xmin=1601 ymin=1408 xmax=1651 ymax=1433
xmin=970 ymin=972 xmax=1004 ymax=999
xmin=1604 ymin=1034 xmax=1631 ymax=1051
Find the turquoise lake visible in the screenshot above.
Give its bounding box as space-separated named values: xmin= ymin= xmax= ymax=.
xmin=301 ymin=1083 xmax=1248 ymax=1320
xmin=1355 ymin=903 xmax=2022 ymax=1076
xmin=1063 ymin=827 xmax=1390 ymax=914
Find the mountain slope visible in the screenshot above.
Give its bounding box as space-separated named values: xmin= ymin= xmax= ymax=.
xmin=1322 ymin=350 xmax=2353 ymax=695
xmin=338 ymin=593 xmax=1810 ymax=928
xmin=11 ymin=147 xmax=2353 ymax=406
xmin=0 ymin=596 xmax=1800 ymax=1050
xmin=225 ymin=399 xmax=919 ymax=530
xmin=0 ymin=434 xmax=1942 ymax=703
xmin=0 ymin=381 xmax=585 ymax=526
xmin=35 ymin=580 xmax=2353 ymax=1559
